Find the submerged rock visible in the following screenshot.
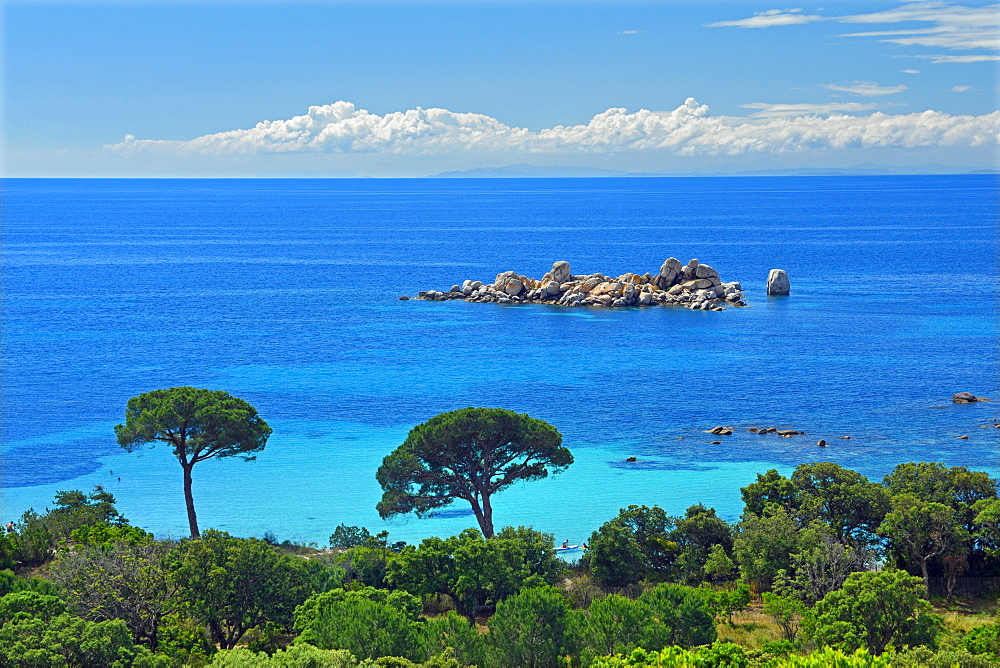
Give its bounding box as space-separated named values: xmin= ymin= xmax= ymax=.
xmin=953 ymin=392 xmax=986 ymax=404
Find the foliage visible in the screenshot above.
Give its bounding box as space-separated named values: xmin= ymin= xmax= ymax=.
xmin=699 ymin=582 xmax=751 ymax=625
xmin=48 ymin=538 xmax=174 ymax=650
xmin=0 ymin=590 xmax=68 ymax=625
xmin=568 ymin=593 xmax=656 ymax=663
xmin=773 ymin=533 xmax=873 ymax=604
xmin=636 ymin=583 xmax=717 ymax=649
xmin=0 ymin=570 xmax=61 ymax=597
xmin=802 ymin=569 xmax=942 ymax=655
xmin=883 ymin=462 xmax=998 ymax=532
xmin=167 ymin=529 xmax=312 ymax=649
xmin=582 ymin=505 xmax=678 ymax=588
xmin=7 ymin=487 xmax=129 ymax=568
xmin=330 ymin=524 xmax=376 ymax=549
xmin=388 ymin=526 xmax=563 ymax=621
xmin=972 ymin=498 xmax=1000 ymax=557
xmin=962 ymin=619 xmax=1000 ymax=658
xmin=44 ymin=487 xmax=130 ymax=541
xmin=592 ymin=645 xmax=893 ymax=666
xmin=790 ymin=463 xmax=890 ymax=545
xmin=0 ymin=612 xmax=170 ymax=667
xmin=208 ymin=643 xmax=356 ymax=666
xmin=69 ymin=523 xmax=154 ymax=547
xmin=733 ymin=505 xmax=812 ymax=591
xmin=295 ymin=586 xmax=422 ymax=626
xmin=7 ymin=510 xmax=53 ymax=568
xmin=376 ymin=407 xmax=571 ymax=538
xmin=877 ymin=493 xmax=968 ymax=594
xmin=155 ymin=611 xmax=216 ymax=666
xmin=762 ymin=592 xmax=806 ymax=642
xmin=417 ymin=610 xmax=487 ymax=667
xmin=702 ymin=544 xmax=737 ymax=582
xmin=486 ymin=585 xmax=572 ymax=668
xmin=294 ymin=594 xmax=421 ymax=661
xmin=669 ymin=504 xmax=734 ymax=585
xmin=332 ymin=530 xmax=405 ymax=588
xmin=887 ymin=645 xmax=999 ymax=667
xmin=741 ymin=469 xmax=800 ymax=518
xmin=116 ymin=387 xmax=272 ymax=538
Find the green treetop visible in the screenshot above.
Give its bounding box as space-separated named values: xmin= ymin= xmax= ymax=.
xmin=116 ymin=387 xmax=272 ymax=539
xmin=376 ymin=407 xmax=571 ymax=538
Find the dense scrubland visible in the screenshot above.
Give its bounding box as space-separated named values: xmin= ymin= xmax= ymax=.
xmin=2 ymin=460 xmax=998 ymax=667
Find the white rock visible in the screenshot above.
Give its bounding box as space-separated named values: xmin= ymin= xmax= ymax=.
xmin=550 ymin=260 xmax=571 ymax=284
xmin=767 ymin=269 xmax=790 ymax=295
xmin=695 ymin=264 xmax=718 ymax=279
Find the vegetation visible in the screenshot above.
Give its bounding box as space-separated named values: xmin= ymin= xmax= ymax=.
xmin=3 ymin=402 xmax=997 ymax=667
xmin=116 ymin=387 xmax=272 ymax=538
xmin=376 ymin=407 xmax=572 ymax=538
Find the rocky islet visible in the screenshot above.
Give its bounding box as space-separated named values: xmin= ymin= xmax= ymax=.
xmin=415 ymin=259 xmax=746 ymax=310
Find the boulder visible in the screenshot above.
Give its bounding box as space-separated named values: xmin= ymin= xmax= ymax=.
xmin=504 ymin=279 xmax=524 ymax=296
xmin=695 ymin=264 xmax=718 ymax=279
xmin=767 ymin=269 xmax=790 ymax=295
xmin=952 ymin=392 xmax=980 ymax=404
xmin=544 ymin=280 xmax=562 ymax=297
xmin=681 ymin=279 xmax=712 ymax=291
xmin=658 ymin=257 xmax=682 ymax=287
xmin=550 ymin=260 xmax=571 ymax=284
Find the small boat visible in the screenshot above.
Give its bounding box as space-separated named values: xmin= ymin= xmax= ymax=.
xmin=555 ymin=544 xmax=580 ymax=552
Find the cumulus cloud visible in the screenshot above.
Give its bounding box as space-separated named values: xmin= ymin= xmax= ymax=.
xmin=107 ymin=99 xmax=1000 ymax=160
xmin=823 ymin=81 xmax=910 ymax=96
xmin=951 ymin=84 xmax=972 ymax=91
xmin=706 ymin=8 xmax=824 ymax=28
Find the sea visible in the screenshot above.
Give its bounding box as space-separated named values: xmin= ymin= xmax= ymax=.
xmin=2 ymin=176 xmax=998 ymax=548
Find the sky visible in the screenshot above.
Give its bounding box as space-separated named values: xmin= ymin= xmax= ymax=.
xmin=3 ymin=0 xmax=998 ymax=177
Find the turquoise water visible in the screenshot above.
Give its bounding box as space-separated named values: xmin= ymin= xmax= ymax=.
xmin=2 ymin=176 xmax=997 ymax=545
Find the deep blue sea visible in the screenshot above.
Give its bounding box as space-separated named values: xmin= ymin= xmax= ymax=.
xmin=2 ymin=176 xmax=998 ymax=547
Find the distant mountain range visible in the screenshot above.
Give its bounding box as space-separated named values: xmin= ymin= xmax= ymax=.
xmin=430 ymin=163 xmax=998 ymax=178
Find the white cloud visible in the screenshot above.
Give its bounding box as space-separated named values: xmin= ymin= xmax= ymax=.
xmin=823 ymin=81 xmax=910 ymax=96
xmin=106 ymin=99 xmax=1000 ymax=160
xmin=711 ymin=2 xmax=999 ymax=61
xmin=706 ymin=8 xmax=824 ymax=28
xmin=913 ymin=53 xmax=1000 ymax=62
xmin=951 ymin=84 xmax=972 ymax=91
xmin=900 ymin=69 xmax=922 ymax=73
xmin=740 ymin=102 xmax=889 ymax=117
xmin=618 ymin=29 xmax=643 ymax=35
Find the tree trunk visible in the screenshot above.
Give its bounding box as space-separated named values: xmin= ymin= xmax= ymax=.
xmin=481 ymin=494 xmax=494 ymax=539
xmin=182 ymin=464 xmax=200 ymax=539
xmin=918 ymin=557 xmax=930 ymax=598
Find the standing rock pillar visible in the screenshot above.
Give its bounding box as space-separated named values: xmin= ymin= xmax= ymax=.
xmin=767 ymin=269 xmax=790 ymax=295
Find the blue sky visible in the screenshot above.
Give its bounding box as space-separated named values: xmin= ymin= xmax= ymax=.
xmin=3 ymin=1 xmax=998 ymax=176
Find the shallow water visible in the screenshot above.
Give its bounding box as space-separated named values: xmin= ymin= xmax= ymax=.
xmin=2 ymin=176 xmax=997 ymax=545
